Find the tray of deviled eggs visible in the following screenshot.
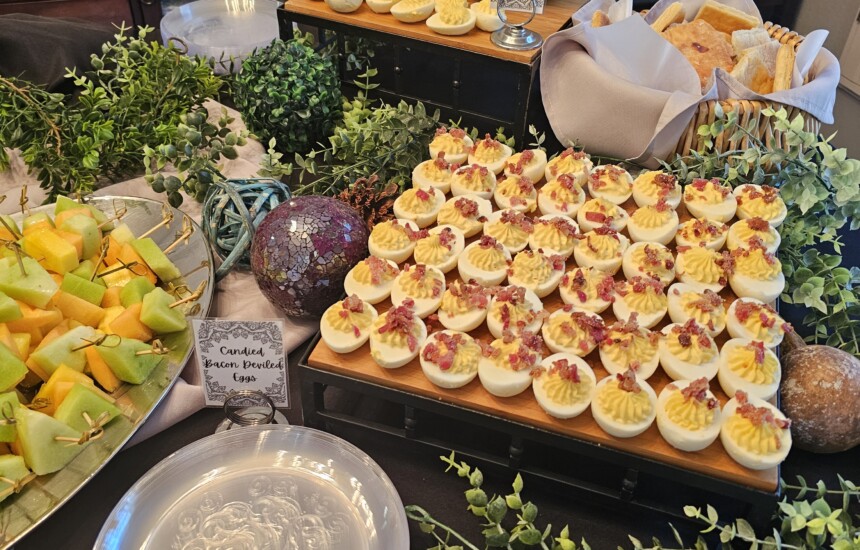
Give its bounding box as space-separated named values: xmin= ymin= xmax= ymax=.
xmin=308 ymin=127 xmax=793 ymax=492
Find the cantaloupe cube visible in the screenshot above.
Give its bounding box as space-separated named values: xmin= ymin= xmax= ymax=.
xmin=118 ymin=244 xmax=157 ymax=284
xmin=85 ymin=346 xmax=122 ymax=393
xmin=104 ymin=236 xmax=124 ymax=266
xmin=109 ymin=303 xmax=154 ymax=342
xmin=11 ymin=333 xmax=30 ymax=360
xmin=7 ymin=302 xmax=63 ymax=334
xmin=54 ymin=207 xmax=92 ymax=228
xmin=21 ymin=220 xmax=52 ymax=236
xmin=0 ymin=324 xmax=19 ymax=357
xmin=55 ymin=229 xmax=83 ymax=259
xmin=25 ymin=357 xmax=50 ymax=383
xmin=53 ymin=291 xmax=105 ymax=328
xmin=21 ymin=231 xmax=78 ymax=274
xmin=98 ymin=306 xmax=125 ymax=334
xmin=34 ymin=364 xmax=104 ymax=415
xmin=101 ymin=286 xmax=123 ymax=308
xmin=97 ymin=262 xmax=138 ymax=288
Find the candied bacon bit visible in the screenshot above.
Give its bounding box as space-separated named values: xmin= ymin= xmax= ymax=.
xmin=616 ymin=368 xmax=642 ymax=393
xmin=653 ymin=172 xmax=677 ymax=190
xmin=433 ymin=151 xmax=450 ymax=169
xmin=746 ymin=217 xmax=770 ymax=232
xmin=365 ymin=256 xmax=398 ymax=285
xmin=654 ymin=198 xmax=671 ymax=212
xmin=690 ymin=178 xmax=708 ymax=191
xmin=573 ymin=311 xmax=607 ymax=342
xmin=673 ymin=318 xmax=711 ymax=349
xmin=497 ymin=285 xmax=527 ymax=305
xmin=749 ymin=340 xmax=767 ymax=364
xmin=448 ymin=281 xmax=490 ymax=311
xmin=479 ymin=339 xmax=499 ymax=358
xmin=450 ymin=128 xmax=466 ymax=139
xmin=520 ymin=330 xmax=543 ymax=351
xmin=557 ymin=174 xmax=578 ymax=191
xmin=416 ymin=188 xmax=431 ymax=201
xmin=692 ymin=289 xmax=723 ymax=312
xmin=735 ymin=390 xmax=792 ymax=436
xmin=508 ymin=150 xmax=536 ymax=175
xmin=593 ymin=225 xmax=619 ymax=237
xmin=550 ymin=358 xmax=581 ymax=383
xmin=378 ymin=302 xmax=419 ymax=351
xmin=404 ymin=224 xmax=429 ymax=242
xmin=437 ymin=227 xmax=456 ymax=250
xmin=585 ymin=211 xmax=607 ymax=223
xmin=782 ymin=322 xmax=794 ymax=333
xmin=628 ymin=276 xmax=665 ymax=295
xmin=549 ymin=254 xmax=566 ymax=271
xmin=716 ymin=250 xmax=735 ymax=278
xmin=434 ymin=127 xmax=448 ymax=137
xmin=478 ymin=235 xmax=503 ymax=250
xmin=539 ymin=217 xmax=578 ymax=238
xmin=457 ymin=164 xmax=490 ymax=179
xmin=342 ymin=294 xmax=365 ymax=313
xmin=500 ymin=210 xmax=535 ymax=232
xmin=510 ymin=196 xmax=527 ymax=207
xmin=680 ymin=377 xmax=718 ymax=409
xmin=454 ymin=197 xmax=479 ymax=218
xmin=472 ymin=133 xmax=501 ymax=154
xmin=596 ymin=274 xmax=616 ymax=302
xmin=423 ymin=332 xmax=466 ymax=370
xmin=677 ymin=245 xmax=691 ymax=253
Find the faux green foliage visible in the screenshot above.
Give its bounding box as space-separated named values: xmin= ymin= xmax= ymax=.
xmin=0 ymin=25 xmax=222 ymax=201
xmin=233 ymin=32 xmax=342 ymax=155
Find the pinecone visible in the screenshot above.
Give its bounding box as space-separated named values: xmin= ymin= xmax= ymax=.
xmin=336 ymin=175 xmax=398 ymax=231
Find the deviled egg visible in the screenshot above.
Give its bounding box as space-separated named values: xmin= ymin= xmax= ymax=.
xmin=467 ymin=133 xmax=512 ymax=174
xmin=426 ymin=4 xmax=476 ymax=35
xmin=576 ymin=197 xmax=629 ymax=232
xmin=343 ymin=256 xmax=400 ymax=304
xmin=428 ymin=127 xmax=473 ymax=163
xmin=434 ymin=0 xmax=466 ymax=10
xmin=572 ymin=227 xmax=630 ymax=274
xmin=667 ymin=283 xmax=726 ymax=337
xmin=412 ymin=152 xmax=455 ymax=193
xmin=598 ymin=313 xmax=660 ymax=379
xmin=682 ymin=178 xmax=737 ymax=222
xmin=450 ymin=164 xmax=497 ymax=199
xmin=541 ymin=305 xmax=605 ymax=356
xmin=621 ymin=241 xmax=675 ymax=285
xmin=486 ymin=285 xmax=544 ymax=339
xmin=720 ymin=390 xmax=792 ymax=470
xmin=393 ymin=186 xmax=445 ymax=228
xmin=544 ymin=147 xmax=593 ymax=184
xmin=656 ymin=378 xmax=721 ymax=452
xmin=612 ymin=276 xmax=667 ymax=329
xmin=494 ymin=174 xmax=537 ymax=213
xmin=369 ymin=299 xmax=428 ymax=369
xmin=718 ymin=338 xmax=781 ymax=401
xmin=538 ymin=174 xmax=586 ymax=217
xmin=587 ymin=165 xmax=633 ymax=205
xmin=419 ymin=330 xmax=481 ymax=389
xmin=438 ymin=280 xmax=491 ymax=332
xmin=631 ymin=171 xmax=682 ymax=208
xmin=532 ymin=354 xmax=597 ymax=419
xmin=504 ymin=149 xmax=548 ymax=183
xmin=528 ymin=215 xmax=579 ymax=258
xmin=726 ymin=297 xmax=791 ymax=348
xmin=413 ymin=225 xmax=465 ymax=273
xmin=470 ymin=0 xmax=503 ymax=31
xmin=675 ymin=218 xmax=729 ymax=250
xmin=391 ymin=0 xmax=436 ymax=22
xmin=483 ymin=209 xmax=534 ymax=253
xmin=507 ymin=249 xmax=565 ymax=298
xmin=368 ymin=219 xmax=421 ymax=263
xmin=592 ymin=369 xmax=658 ymax=438
xmin=728 ymin=244 xmax=785 ymax=303
xmin=658 ymin=319 xmax=719 ymax=381
xmin=390 ymin=263 xmax=446 ymax=318
xmin=320 ymin=295 xmax=378 ymax=353
xmin=559 ymin=266 xmax=616 ymax=313
xmin=626 ymin=199 xmax=680 ymax=245
xmin=436 ymin=194 xmax=492 ymax=238
xmin=458 ymin=235 xmax=511 ymax=287
xmin=734 ymin=184 xmax=787 ymax=228
xmin=478 ymin=331 xmax=543 ymax=397
xmin=674 ymin=245 xmax=728 ymax=292
xmin=366 ymin=0 xmax=400 ymax=13
xmin=727 ymin=217 xmax=781 ymax=254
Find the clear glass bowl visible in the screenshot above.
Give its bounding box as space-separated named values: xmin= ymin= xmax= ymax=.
xmin=96 ymin=425 xmax=409 ymax=549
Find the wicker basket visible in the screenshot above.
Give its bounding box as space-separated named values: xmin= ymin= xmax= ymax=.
xmin=673 ymin=22 xmax=822 ymax=158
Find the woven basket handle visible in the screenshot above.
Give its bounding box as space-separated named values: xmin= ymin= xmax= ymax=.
xmin=764 ymin=21 xmax=806 ymax=50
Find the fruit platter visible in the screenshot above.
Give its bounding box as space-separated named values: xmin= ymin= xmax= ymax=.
xmin=0 ymin=195 xmax=214 ymax=546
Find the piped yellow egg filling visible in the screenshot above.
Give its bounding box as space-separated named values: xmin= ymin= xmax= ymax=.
xmin=631 ymin=205 xmax=673 ymax=229
xmin=577 ymin=233 xmax=621 ymax=261
xmin=546 ymin=315 xmax=588 ymax=348
xmin=510 ymin=253 xmax=552 ymax=285
xmin=666 ymin=331 xmax=716 ymax=364
xmin=664 ymin=390 xmax=715 ymax=430
xmin=725 ymin=415 xmax=783 ymax=455
xmin=324 ymin=303 xmax=373 ymax=333
xmin=622 ymin=286 xmax=667 ymax=315
xmin=415 ymin=235 xmax=452 ymax=265
xmin=370 ymin=221 xmax=410 ymax=250
xmin=734 ymin=249 xmax=781 ymax=280
xmin=431 ymin=132 xmax=468 ymax=155
xmin=467 ymin=244 xmax=507 ymax=271
xmin=597 ymin=380 xmax=652 ymax=424
xmin=542 ymin=374 xmax=593 ymax=405
xmin=680 ymin=247 xmax=723 ymax=285
xmin=728 ymin=345 xmax=778 ymax=384
xmin=602 ymin=330 xmax=658 ymax=366
xmin=485 ymin=220 xmax=529 ymax=249
xmin=532 ymin=221 xmax=576 ymax=252
xmin=398 ymin=268 xmax=443 ymax=299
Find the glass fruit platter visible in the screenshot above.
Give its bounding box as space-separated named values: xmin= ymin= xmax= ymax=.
xmin=0 ymin=195 xmax=214 ymax=547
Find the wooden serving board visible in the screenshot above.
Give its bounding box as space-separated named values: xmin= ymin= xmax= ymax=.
xmin=308 ymin=180 xmax=780 ymax=493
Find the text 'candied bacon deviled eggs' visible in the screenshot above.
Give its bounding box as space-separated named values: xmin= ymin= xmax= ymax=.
xmin=390 ymin=263 xmax=446 ymax=318
xmin=598 ymin=313 xmax=661 ymax=379
xmin=727 ymin=217 xmax=781 ymax=254
xmin=545 ymin=147 xmax=593 ymax=184
xmin=718 ymin=338 xmax=781 ymax=401
xmin=344 ymin=256 xmax=400 ymax=304
xmin=658 ymin=319 xmax=719 ymax=381
xmin=667 ymin=283 xmax=726 ymax=337
xmin=437 ymin=280 xmax=490 ymax=332
xmin=538 ymin=174 xmax=586 ymax=217
xmin=494 ymin=174 xmax=537 ymax=213
xmin=467 ymin=133 xmax=512 ymax=174
xmin=622 ymin=241 xmax=675 ymax=285
xmin=592 ymin=369 xmax=658 ymax=438
xmin=559 ymin=266 xmax=615 ymax=313
xmin=632 ymin=171 xmax=682 ymax=209
xmin=426 ymin=4 xmax=476 ymax=35
xmin=507 ymin=249 xmax=566 ymax=298
xmin=368 ymin=218 xmax=421 ymax=263
xmin=436 ymin=194 xmax=492 ymax=238
xmin=573 ymin=226 xmax=630 ymax=275
xmin=369 ymin=299 xmax=428 ymax=369
xmin=728 ymin=243 xmax=785 ymax=303
xmin=577 ymin=197 xmax=629 ymax=232
xmin=419 ymin=330 xmax=481 ymax=389
xmin=612 ymin=276 xmax=667 ymax=329
xmin=587 ymin=164 xmax=633 ymax=205
xmin=720 ymin=390 xmax=791 ymax=470
xmin=393 ymin=186 xmax=445 ymax=228
xmin=532 ymin=354 xmax=597 ymax=419
xmin=726 ymin=297 xmax=791 ymax=348
xmin=682 ymin=178 xmax=737 ymax=222
xmin=412 ymin=152 xmax=456 ymax=193
xmin=450 ymin=163 xmax=497 ymax=199
xmin=458 ymin=235 xmax=511 ymax=287
xmin=413 ymin=225 xmax=465 ymax=273
xmin=675 ymin=218 xmax=728 ymax=251
xmin=626 ymin=199 xmax=680 ymax=245
xmin=483 ymin=209 xmax=534 ymax=253
xmin=656 ymin=378 xmax=721 ymax=452
xmin=541 ymin=305 xmax=605 ymax=356
xmin=734 ymin=184 xmax=787 ymax=228
xmin=478 ymin=330 xmax=543 ymax=397
xmin=504 ymin=148 xmax=547 ymax=183
xmin=487 ymin=285 xmax=544 ymax=339
xmin=321 ymin=295 xmax=378 ymax=353
xmin=428 ymin=126 xmax=473 ymax=163
xmin=529 ymin=215 xmax=579 ymax=258
xmin=674 ymin=245 xmax=729 ymax=292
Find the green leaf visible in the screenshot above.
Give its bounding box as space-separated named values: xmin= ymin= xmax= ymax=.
xmin=735 ymin=518 xmax=756 ymax=541
xmin=512 ymin=473 xmax=524 ymax=493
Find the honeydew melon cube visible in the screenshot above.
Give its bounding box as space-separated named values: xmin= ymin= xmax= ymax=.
xmin=96 ymin=338 xmax=165 ymax=384
xmin=21 ymin=231 xmax=78 ymax=274
xmin=60 ymin=273 xmax=106 ymax=306
xmin=29 ymin=325 xmax=95 ymax=377
xmin=118 ymin=244 xmax=157 ymax=284
xmin=22 ymin=212 xmax=53 ymax=230
xmin=13 ymin=405 xmax=87 ymax=475
xmin=0 ymin=392 xmax=20 ymax=443
xmin=0 ymin=455 xmax=30 ymax=503
xmin=0 ymin=292 xmax=22 ymax=322
xmin=53 ymin=291 xmax=105 ymax=328
xmin=53 ymin=195 xmax=82 ymax=216
xmin=85 ymin=346 xmax=122 ymax=393
xmin=140 ymin=288 xmax=186 ymax=334
xmin=109 ymin=223 xmax=135 ymax=244
xmin=70 ymin=260 xmax=104 ymax=287
xmin=0 ymin=343 xmax=27 ymax=392
xmin=109 ymin=303 xmax=154 ymax=341
xmin=0 ymin=257 xmax=59 ymax=308
xmin=54 ymin=207 xmax=92 ymax=229
xmin=0 ymin=215 xmax=20 ymax=241
xmin=120 ymin=277 xmax=156 ymax=308
xmin=129 ymin=238 xmax=181 ymax=282
xmin=53 ymin=383 xmax=120 ymax=432
xmin=60 ymin=215 xmax=101 ymax=259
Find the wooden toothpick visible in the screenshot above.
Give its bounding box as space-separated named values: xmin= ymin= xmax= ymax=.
xmin=138 ymin=203 xmax=174 ymax=239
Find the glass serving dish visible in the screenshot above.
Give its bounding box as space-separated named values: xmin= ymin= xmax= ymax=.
xmin=0 ymin=196 xmax=214 ymax=547
xmin=96 ymin=425 xmax=410 ymax=549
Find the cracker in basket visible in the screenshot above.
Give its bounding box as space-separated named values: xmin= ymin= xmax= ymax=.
xmin=663 ymin=20 xmax=736 ymax=91
xmin=651 ymin=2 xmax=686 ymax=33
xmin=731 ymin=41 xmax=779 ymax=94
xmin=731 ymin=28 xmax=772 ymax=54
xmin=592 ymin=10 xmax=611 ymax=28
xmin=694 ymin=0 xmax=760 ymax=35
xmin=773 ymin=43 xmax=796 ymax=91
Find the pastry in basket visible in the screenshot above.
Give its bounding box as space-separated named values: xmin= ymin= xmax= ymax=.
xmin=726 ymin=297 xmax=790 ymax=348
xmin=393 ymin=186 xmax=445 ymax=228
xmin=733 ymin=184 xmax=787 ymax=227
xmin=545 ymin=148 xmax=593 ymax=184
xmin=573 ymin=226 xmax=630 ymax=274
xmin=559 ymin=266 xmax=615 ymax=314
xmin=538 ymin=174 xmax=586 ymax=217
xmin=650 ymin=1 xmax=685 ymax=33
xmin=368 ymin=219 xmax=421 ymax=263
xmin=419 ymin=330 xmax=481 ymax=389
xmin=662 ymin=19 xmax=735 ymax=91
xmin=627 ymin=199 xmax=680 ymax=245
xmin=483 ymin=209 xmax=533 ymax=253
xmin=427 ymin=4 xmax=477 ymax=36
xmin=478 ymin=330 xmax=543 ymax=397
xmin=621 ymin=241 xmax=676 ymax=285
xmin=658 ymin=319 xmax=720 ymax=381
xmin=727 ymin=217 xmax=780 ymax=253
xmin=458 ymin=235 xmax=512 ymax=287
xmin=436 ymin=195 xmax=492 ymax=238
xmin=413 ymin=225 xmax=466 ymax=273
xmin=730 ymin=40 xmax=780 ymax=94
xmin=727 ymin=242 xmax=785 ymax=303
xmin=494 ymin=174 xmax=537 ymax=213
xmin=598 ymin=313 xmax=660 ymax=379
xmin=667 ymin=283 xmax=726 ymax=337
xmin=528 ymin=215 xmax=579 ymax=258
xmin=693 ymin=0 xmax=761 ymax=36
xmin=682 ymin=178 xmax=737 ymax=222
xmin=541 ymin=305 xmax=605 ymax=356
xmin=591 ymin=9 xmax=611 ymax=28
xmin=343 ymin=256 xmax=400 ymax=304
xmin=587 ymin=165 xmax=633 ymax=205
xmin=656 ymin=378 xmax=721 ymax=452
xmin=675 ymin=244 xmax=729 ymax=292
xmin=612 ymin=276 xmax=668 ymax=329
xmin=438 ymin=280 xmax=491 ymax=332
xmin=675 ymin=218 xmax=728 ymax=250
xmin=468 ymin=133 xmax=513 ymax=175
xmin=471 ymin=0 xmax=504 ymax=33
xmin=450 ymin=164 xmax=497 ymax=199
xmin=390 ymin=263 xmax=446 ymax=319
xmin=720 ymin=390 xmax=791 ymax=470
xmin=507 ymin=250 xmax=565 ymax=298
xmin=577 ymin=197 xmax=629 ymax=232
xmin=731 ymin=27 xmax=772 ymax=53
xmin=321 ymin=295 xmax=379 ymax=354
xmin=486 ymin=285 xmax=544 ymax=339
xmin=592 ymin=368 xmax=658 ymax=438
xmin=532 ymin=354 xmax=597 ymax=419
xmin=428 ymin=127 xmax=473 ymax=164
xmin=413 ymin=153 xmax=456 ymax=194
xmin=504 ymin=149 xmax=548 ymax=182
xmin=718 ymin=338 xmax=781 ymax=400
xmin=631 ymin=171 xmax=682 ymax=208
xmin=369 ymin=299 xmax=428 ymax=369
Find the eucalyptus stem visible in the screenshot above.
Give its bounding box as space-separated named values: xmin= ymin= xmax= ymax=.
xmin=404 ymin=505 xmax=481 ymax=550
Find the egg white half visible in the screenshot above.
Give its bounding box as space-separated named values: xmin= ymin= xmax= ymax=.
xmin=684 ymin=190 xmax=737 ymax=223
xmin=412 ymin=159 xmax=452 ymax=193
xmin=467 ymin=142 xmax=512 ymax=175
xmin=572 ymin=231 xmax=630 ymax=275
xmin=726 ymin=297 xmax=785 ymax=348
xmin=450 ymin=165 xmax=496 ymax=199
xmin=507 ymin=251 xmax=564 ymax=298
xmin=612 ymin=287 xmax=667 ymax=329
xmin=675 ymin=219 xmax=728 ymax=251
xmin=528 ymin=214 xmax=579 ymax=258
xmin=657 ymin=323 xmax=720 ymax=381
xmin=419 ymin=330 xmax=480 ymax=389
xmin=393 ymin=187 xmax=446 ymax=228
xmin=627 ymin=208 xmax=680 ymax=246
xmin=621 ymin=241 xmax=676 ymax=285
xmin=674 ymin=247 xmax=727 ymax=293
xmin=726 ymin=220 xmax=781 ymax=254
xmin=343 ymin=257 xmax=400 ymax=304
xmin=486 ymin=286 xmax=544 ymax=339
xmin=320 ymin=301 xmax=379 ymax=353
xmin=576 ymin=199 xmax=630 ymax=232
xmin=368 ymin=219 xmax=419 ymax=263
xmin=390 ymin=0 xmax=436 ymax=22
xmin=483 ymin=209 xmax=532 ymax=253
xmin=532 ymin=353 xmax=596 ymax=419
xmin=437 ymin=194 xmax=493 ymax=238
xmin=717 ymin=338 xmax=781 ymax=401
xmin=426 ymin=10 xmax=476 ymax=35
xmin=437 ymin=287 xmax=489 ymax=333
xmin=666 ymin=283 xmax=726 ymax=337
xmin=503 ymin=149 xmax=548 ymax=183
xmin=369 ymin=315 xmax=428 ymax=369
xmin=457 ymin=240 xmax=512 ymax=287
xmin=414 ymin=225 xmax=466 ymax=273
xmin=493 ymin=176 xmax=537 ymax=213
xmin=541 ymin=307 xmax=603 ymax=356
xmin=390 ymin=265 xmax=446 ymax=318
xmin=656 ymin=380 xmax=722 ymax=452
xmin=586 ymin=165 xmax=633 ymax=205
xmin=720 ymin=394 xmax=791 ymax=470
xmin=591 ymin=374 xmax=658 ymax=438
xmin=733 ymin=184 xmax=787 ymax=228
xmin=728 ymin=270 xmax=785 ymax=304
xmin=558 ymin=267 xmax=614 ymax=313
xmin=598 ymin=331 xmax=660 ymax=380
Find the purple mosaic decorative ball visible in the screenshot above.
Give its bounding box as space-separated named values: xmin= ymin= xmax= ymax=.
xmin=250 ymin=196 xmax=369 ymax=318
